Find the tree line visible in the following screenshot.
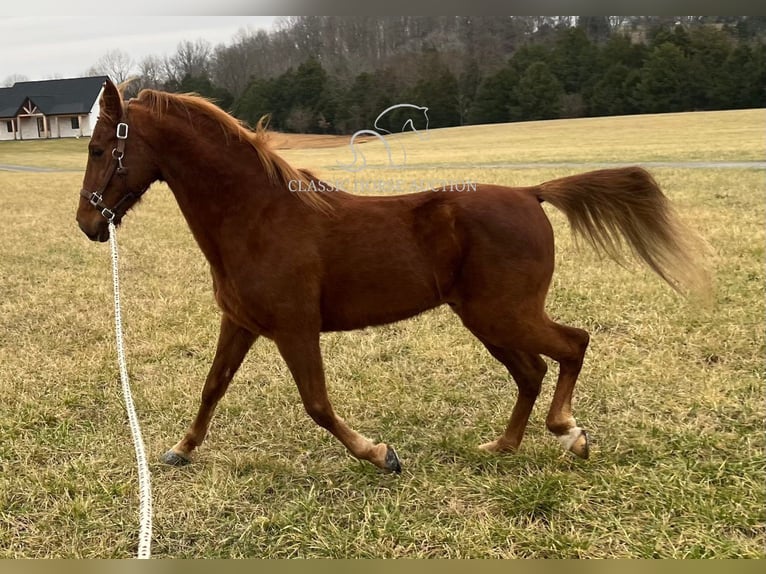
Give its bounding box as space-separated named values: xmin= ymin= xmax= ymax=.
xmin=93 ymin=16 xmax=766 ymax=133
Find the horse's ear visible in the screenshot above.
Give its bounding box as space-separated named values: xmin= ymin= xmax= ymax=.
xmin=100 ymin=78 xmax=123 ymax=120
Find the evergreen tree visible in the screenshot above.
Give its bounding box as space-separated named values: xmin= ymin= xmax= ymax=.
xmin=550 ymin=27 xmax=598 ymax=98
xmin=174 ymin=73 xmax=233 ymax=110
xmin=233 ymin=77 xmax=279 ymax=128
xmin=754 ymin=43 xmax=766 ymax=108
xmin=410 ymin=51 xmax=461 ymax=128
xmin=649 ymin=24 xmax=692 ymax=54
xmin=734 ymin=16 xmax=766 ymax=41
xmin=638 ymin=42 xmax=691 ymax=113
xmin=507 ymin=43 xmax=552 ymax=76
xmin=721 ymin=42 xmax=766 ymax=109
xmin=467 ymin=67 xmax=517 ymax=124
xmin=621 ymin=69 xmax=644 ymax=115
xmin=506 ymin=44 xmax=554 ymax=120
xmin=336 ymin=71 xmax=377 ymax=132
xmin=589 ymin=63 xmax=633 ymax=116
xmin=598 ymin=33 xmax=647 ymax=70
xmin=334 ymin=69 xmax=405 ymax=133
xmin=457 ymin=57 xmax=482 ymax=125
xmin=233 ymin=69 xmax=296 ymax=131
xmin=269 ymin=68 xmax=296 ymax=130
xmin=686 ymin=26 xmax=734 ymax=109
xmin=292 ymin=58 xmax=328 ymax=122
xmin=219 ymin=17 xmax=766 ymax=130
xmin=515 ymin=61 xmax=563 ymax=120
xmin=578 ymin=16 xmax=611 ymax=44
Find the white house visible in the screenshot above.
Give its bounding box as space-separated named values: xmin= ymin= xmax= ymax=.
xmin=0 ymin=76 xmax=108 ymax=141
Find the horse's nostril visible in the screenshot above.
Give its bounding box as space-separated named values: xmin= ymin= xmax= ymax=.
xmin=78 ymin=220 xmax=108 ymax=242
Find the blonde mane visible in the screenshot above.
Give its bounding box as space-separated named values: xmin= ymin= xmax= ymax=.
xmin=134 ymin=89 xmax=329 ymax=212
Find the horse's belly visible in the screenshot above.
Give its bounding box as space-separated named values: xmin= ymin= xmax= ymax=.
xmin=319 ymin=270 xmax=445 ymax=331
xmin=318 ymin=194 xmax=462 ymax=331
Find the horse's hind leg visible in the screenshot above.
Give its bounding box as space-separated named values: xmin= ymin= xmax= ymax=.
xmin=536 ymin=320 xmax=591 ymax=459
xmin=474 ymin=340 xmax=547 ymax=454
xmin=161 ymin=314 xmax=257 ymax=465
xmin=459 ymin=307 xmax=591 ymax=459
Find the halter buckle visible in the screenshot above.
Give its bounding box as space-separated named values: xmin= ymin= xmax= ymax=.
xmin=116 ymin=123 xmax=129 ymax=139
xmin=88 ymin=192 xmax=103 ymax=208
xmin=101 ymin=207 xmax=116 ymax=222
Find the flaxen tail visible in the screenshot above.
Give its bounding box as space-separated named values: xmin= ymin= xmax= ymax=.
xmin=534 ymin=166 xmax=711 ymax=296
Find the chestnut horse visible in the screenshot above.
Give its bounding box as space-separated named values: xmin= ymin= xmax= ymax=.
xmin=76 ymin=79 xmax=706 ymax=473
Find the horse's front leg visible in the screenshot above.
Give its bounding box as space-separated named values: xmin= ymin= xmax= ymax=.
xmin=161 ymin=314 xmax=257 ymax=465
xmin=275 ymin=332 xmax=401 ymax=473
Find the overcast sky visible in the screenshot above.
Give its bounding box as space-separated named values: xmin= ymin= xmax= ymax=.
xmin=0 ymin=16 xmax=279 ymax=84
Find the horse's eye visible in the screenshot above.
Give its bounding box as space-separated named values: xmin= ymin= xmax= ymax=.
xmin=89 ymin=148 xmax=104 ymax=158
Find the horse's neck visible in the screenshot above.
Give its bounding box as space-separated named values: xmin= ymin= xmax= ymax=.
xmin=154 ymin=133 xmax=279 ymax=270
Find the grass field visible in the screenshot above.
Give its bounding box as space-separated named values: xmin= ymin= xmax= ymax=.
xmin=0 ymin=110 xmax=763 ymax=558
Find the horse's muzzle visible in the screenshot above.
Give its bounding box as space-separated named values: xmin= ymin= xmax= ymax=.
xmin=78 ymin=219 xmax=110 ymax=243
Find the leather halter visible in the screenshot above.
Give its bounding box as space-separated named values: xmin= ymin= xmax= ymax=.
xmin=79 ymin=103 xmax=145 ymax=223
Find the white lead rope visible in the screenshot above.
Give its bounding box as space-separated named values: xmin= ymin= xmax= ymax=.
xmin=108 ymin=221 xmax=153 ymax=559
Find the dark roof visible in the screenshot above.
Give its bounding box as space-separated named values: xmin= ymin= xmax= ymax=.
xmin=0 ymin=76 xmax=109 ymax=119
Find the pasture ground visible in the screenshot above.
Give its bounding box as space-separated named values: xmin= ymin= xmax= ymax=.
xmin=0 ymin=110 xmax=763 ymax=558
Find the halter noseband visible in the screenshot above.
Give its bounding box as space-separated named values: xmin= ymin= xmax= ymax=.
xmin=80 ymin=103 xmax=144 ymax=223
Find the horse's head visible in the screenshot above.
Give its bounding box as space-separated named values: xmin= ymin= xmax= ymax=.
xmin=76 ymin=78 xmax=159 ymax=242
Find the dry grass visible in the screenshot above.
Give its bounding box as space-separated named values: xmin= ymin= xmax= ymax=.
xmin=0 ymin=110 xmax=763 ymax=558
xmin=0 ymin=138 xmax=88 ymax=170
xmin=281 ymin=108 xmax=766 ymax=170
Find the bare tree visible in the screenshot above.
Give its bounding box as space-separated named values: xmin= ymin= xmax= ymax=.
xmin=2 ymin=73 xmax=28 ymax=87
xmin=87 ymin=49 xmax=135 ymax=83
xmin=166 ymin=39 xmax=212 ymax=84
xmin=212 ymin=29 xmax=261 ymax=99
xmin=137 ymin=55 xmax=166 ymax=90
xmin=104 ymin=55 xmax=167 ymax=98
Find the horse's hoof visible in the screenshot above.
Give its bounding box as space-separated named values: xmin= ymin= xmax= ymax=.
xmin=478 ymin=440 xmax=498 ymax=453
xmin=478 ymin=439 xmax=515 ymax=454
xmin=570 ymin=429 xmax=590 ymax=460
xmin=556 ymin=427 xmax=590 ymax=459
xmin=384 ymin=445 xmax=402 ymax=473
xmin=160 ymin=449 xmax=191 ymax=466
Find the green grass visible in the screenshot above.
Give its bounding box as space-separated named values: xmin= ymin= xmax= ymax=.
xmin=0 ymin=111 xmax=763 ymax=558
